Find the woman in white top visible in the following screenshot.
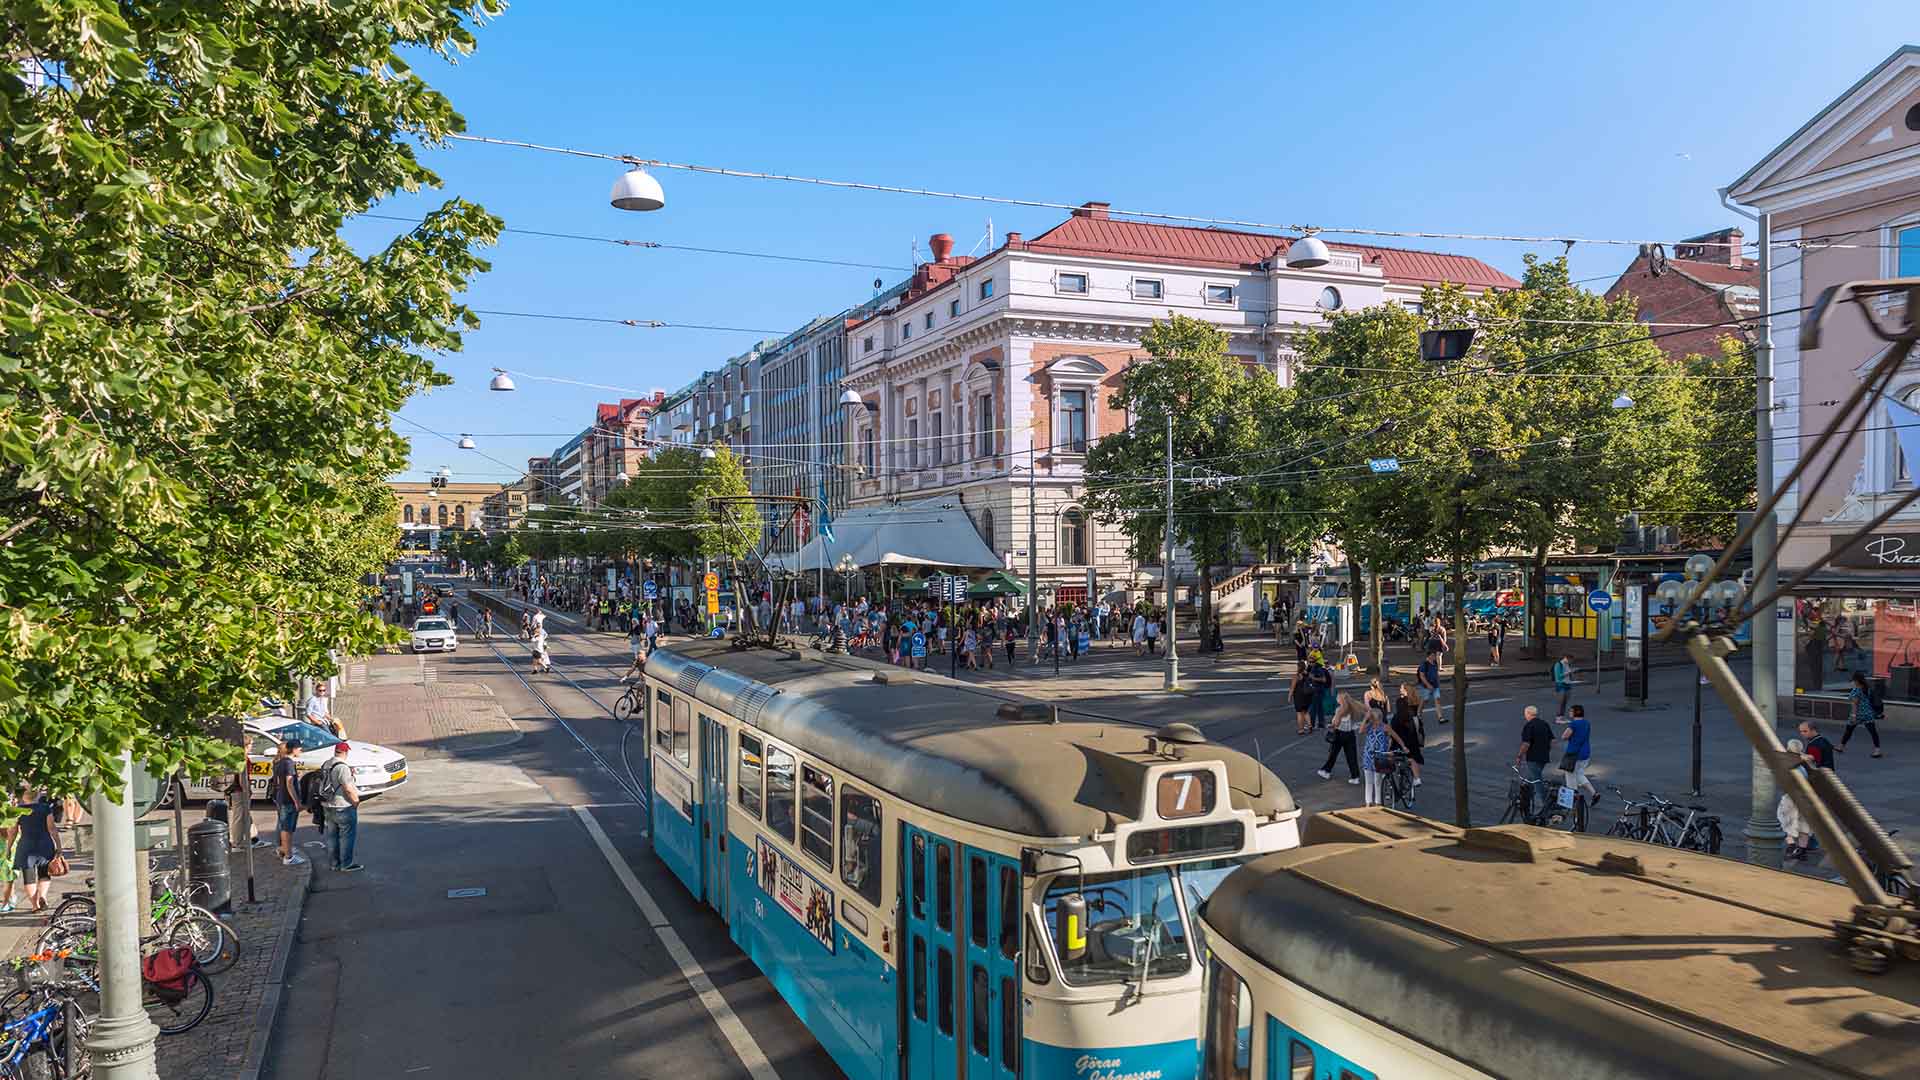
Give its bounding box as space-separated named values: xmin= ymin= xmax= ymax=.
xmin=1780 ymin=737 xmax=1813 ymax=859
xmin=1131 ymin=612 xmax=1147 ymax=655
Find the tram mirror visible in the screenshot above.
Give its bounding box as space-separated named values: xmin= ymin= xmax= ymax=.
xmin=1056 ymin=892 xmax=1088 ymax=962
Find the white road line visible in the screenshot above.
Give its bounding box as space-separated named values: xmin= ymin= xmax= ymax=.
xmin=573 ymin=806 xmax=779 ymax=1080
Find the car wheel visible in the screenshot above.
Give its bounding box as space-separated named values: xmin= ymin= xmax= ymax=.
xmin=157 ymin=778 xmax=187 ymax=811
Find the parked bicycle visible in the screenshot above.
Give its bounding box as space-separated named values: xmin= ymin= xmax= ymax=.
xmin=1499 ymin=765 xmax=1586 ymax=832
xmin=47 ymin=869 xmax=233 ymax=974
xmin=1600 ymin=789 xmax=1721 ymax=854
xmin=0 ymin=952 xmax=89 ymax=1079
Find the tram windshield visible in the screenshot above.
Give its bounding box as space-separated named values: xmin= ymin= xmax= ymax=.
xmin=1041 ymin=857 xmax=1251 ymax=987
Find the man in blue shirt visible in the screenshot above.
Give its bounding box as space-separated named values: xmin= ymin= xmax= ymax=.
xmin=1558 ymin=704 xmax=1600 ymax=807
xmin=1417 ymin=650 xmax=1446 ymax=726
xmin=1552 ymin=655 xmax=1576 ymax=720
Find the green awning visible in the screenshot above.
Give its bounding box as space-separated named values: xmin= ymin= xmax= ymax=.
xmin=896 ymin=576 xmax=929 ymax=593
xmin=968 ymin=571 xmax=1028 ymax=597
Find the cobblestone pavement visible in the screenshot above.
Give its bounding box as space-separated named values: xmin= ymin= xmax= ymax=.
xmin=331 ymin=656 xmax=520 ymax=759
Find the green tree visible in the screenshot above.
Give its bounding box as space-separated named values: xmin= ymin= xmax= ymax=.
xmin=0 ymin=2 xmax=503 ymax=793
xmin=1084 ymin=315 xmax=1284 ymax=642
xmin=692 ymin=445 xmax=760 ymax=562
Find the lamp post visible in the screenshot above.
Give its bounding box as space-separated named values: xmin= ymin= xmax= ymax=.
xmin=1659 ymin=556 xmax=1747 ymax=797
xmin=1163 ymin=412 xmax=1180 ymax=691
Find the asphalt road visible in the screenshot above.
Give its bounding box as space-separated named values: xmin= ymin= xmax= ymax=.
xmin=263 ymin=585 xmax=841 ymax=1080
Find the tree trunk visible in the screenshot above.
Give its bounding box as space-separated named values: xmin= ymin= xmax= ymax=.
xmin=1369 ymin=566 xmax=1386 ymax=680
xmin=1451 ymin=554 xmax=1471 ymax=828
xmin=1529 ymin=544 xmax=1550 ymax=661
xmin=1346 ymin=561 xmax=1365 ymax=665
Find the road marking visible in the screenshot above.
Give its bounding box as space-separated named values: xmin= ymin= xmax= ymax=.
xmin=574 ymin=806 xmax=779 ymax=1080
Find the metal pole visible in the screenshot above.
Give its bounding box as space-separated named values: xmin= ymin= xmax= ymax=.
xmin=86 ymin=751 xmax=160 ymax=1079
xmin=1747 ymin=211 xmax=1785 ymax=868
xmin=1027 ymin=437 xmax=1039 ymax=664
xmin=1163 ymin=413 xmax=1180 ymax=690
xmin=1691 ymin=671 xmax=1704 ymax=797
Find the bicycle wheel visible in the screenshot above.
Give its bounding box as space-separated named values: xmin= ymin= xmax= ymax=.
xmin=47 ymin=896 xmax=93 ymax=925
xmin=142 ymin=970 xmax=212 ymax=1036
xmin=1698 ymin=821 xmax=1724 ymax=856
xmin=613 ymin=689 xmax=638 ymax=723
xmin=168 ymin=911 xmax=234 ymax=975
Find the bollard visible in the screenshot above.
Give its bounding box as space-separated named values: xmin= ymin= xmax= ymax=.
xmin=187 ymin=818 xmax=232 ymax=914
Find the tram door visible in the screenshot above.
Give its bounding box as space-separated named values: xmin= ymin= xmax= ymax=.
xmin=901 ymin=825 xmax=959 ymax=1080
xmin=962 ymin=846 xmax=1021 ymax=1080
xmin=698 ymin=715 xmax=729 ymax=921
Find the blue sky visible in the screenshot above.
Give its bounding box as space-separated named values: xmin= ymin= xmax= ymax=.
xmin=374 ymin=2 xmax=1910 ymax=483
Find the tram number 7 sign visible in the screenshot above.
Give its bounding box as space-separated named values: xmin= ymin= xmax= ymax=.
xmin=1155 ymin=768 xmax=1217 ymax=819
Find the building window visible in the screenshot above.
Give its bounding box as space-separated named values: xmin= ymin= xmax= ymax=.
xmin=1319 ymin=286 xmax=1343 ymax=311
xmin=863 ymin=335 xmax=875 ymax=354
xmin=862 ymin=429 xmax=876 ymax=472
xmin=1900 ymin=225 xmax=1920 ymax=277
xmin=902 ymin=320 xmax=912 ymax=341
xmin=454 ymin=505 xmax=466 ymax=527
xmin=949 ymin=299 xmax=961 ymax=318
xmin=979 ymin=508 xmax=994 ymax=548
xmin=1059 ymin=508 xmax=1089 ymax=566
xmin=1133 ymin=278 xmax=1163 ymax=300
xmin=908 ymin=417 xmax=920 ymax=467
xmin=437 ymin=503 xmax=448 ymax=526
xmin=742 ymin=393 xmax=751 ymax=413
xmin=1204 ymin=283 xmax=1235 ymax=305
xmin=931 ymin=412 xmax=944 ymax=466
xmin=925 ymin=311 xmax=935 ymax=330
xmin=1059 ymin=389 xmax=1088 ymax=453
xmin=403 ymin=505 xmax=414 ymax=524
xmin=1057 ymin=272 xmax=1088 ymax=295
xmin=979 ymin=279 xmax=995 ymax=300
xmin=975 ymin=392 xmax=993 ymax=458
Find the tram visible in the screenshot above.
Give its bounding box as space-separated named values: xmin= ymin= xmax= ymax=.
xmin=638 ymin=638 xmax=1300 ymax=1080
xmin=1196 ymin=807 xmax=1920 ymax=1079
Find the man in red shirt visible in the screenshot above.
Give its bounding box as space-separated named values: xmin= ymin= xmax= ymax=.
xmin=1797 ymin=720 xmax=1839 ymax=771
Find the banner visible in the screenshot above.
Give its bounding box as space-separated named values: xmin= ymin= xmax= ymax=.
xmin=756 ymin=836 xmax=835 ymax=952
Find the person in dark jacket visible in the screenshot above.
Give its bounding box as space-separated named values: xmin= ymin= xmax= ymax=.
xmin=1391 ymin=684 xmax=1424 ymax=786
xmin=11 ymin=789 xmax=62 ymax=912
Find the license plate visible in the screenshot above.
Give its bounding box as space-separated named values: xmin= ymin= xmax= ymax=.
xmin=1556 ymin=787 xmax=1576 ymax=809
xmin=388 ymin=770 xmax=406 ymax=784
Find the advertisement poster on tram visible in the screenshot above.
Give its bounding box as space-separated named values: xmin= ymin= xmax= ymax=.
xmin=758 ymin=836 xmax=835 ymax=952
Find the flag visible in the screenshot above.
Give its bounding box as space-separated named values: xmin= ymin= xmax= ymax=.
xmin=817 ymin=478 xmax=835 ymax=545
xmin=1890 ymin=395 xmax=1920 ymax=480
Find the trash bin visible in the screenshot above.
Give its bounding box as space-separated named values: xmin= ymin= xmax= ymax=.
xmin=203 ymin=798 xmax=229 ymax=826
xmin=188 ymin=818 xmax=231 ymax=914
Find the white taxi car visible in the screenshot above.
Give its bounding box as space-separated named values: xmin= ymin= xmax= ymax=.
xmin=411 ymin=615 xmax=458 ymax=653
xmin=178 ymin=714 xmax=409 ymax=804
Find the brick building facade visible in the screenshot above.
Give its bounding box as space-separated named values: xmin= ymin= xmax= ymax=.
xmin=1604 ymin=226 xmax=1760 ymax=360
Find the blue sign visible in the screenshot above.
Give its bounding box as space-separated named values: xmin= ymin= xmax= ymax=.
xmin=910 ymin=633 xmax=927 ymax=658
xmin=1586 ymin=589 xmax=1613 ymax=613
xmin=642 ymin=580 xmax=658 ymax=600
xmin=1368 ymin=457 xmax=1401 ymax=474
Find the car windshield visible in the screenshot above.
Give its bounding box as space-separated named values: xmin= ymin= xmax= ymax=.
xmin=414 ymin=619 xmax=450 ymax=632
xmin=267 ymin=722 xmax=339 ymax=752
xmin=1041 ymin=868 xmax=1191 ymax=986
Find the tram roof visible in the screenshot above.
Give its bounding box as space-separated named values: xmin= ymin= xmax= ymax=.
xmin=1202 ymin=808 xmax=1920 ymax=1079
xmin=646 ymin=639 xmax=1295 ymax=838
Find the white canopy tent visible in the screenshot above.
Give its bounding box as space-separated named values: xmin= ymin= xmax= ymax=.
xmin=763 ymin=500 xmax=1001 ymax=573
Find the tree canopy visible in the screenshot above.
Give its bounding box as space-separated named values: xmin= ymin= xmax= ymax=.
xmin=0 ymin=2 xmax=504 ymax=793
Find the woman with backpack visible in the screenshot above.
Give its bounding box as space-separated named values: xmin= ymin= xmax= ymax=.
xmin=1290 ymin=668 xmax=1316 ymax=736
xmin=1842 ymin=669 xmax=1885 ymax=757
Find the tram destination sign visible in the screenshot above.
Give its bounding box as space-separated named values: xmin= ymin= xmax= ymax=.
xmin=1828 ymin=531 xmax=1920 ymax=569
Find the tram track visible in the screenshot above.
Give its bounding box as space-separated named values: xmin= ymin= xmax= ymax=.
xmin=440 ymin=592 xmax=651 ymax=811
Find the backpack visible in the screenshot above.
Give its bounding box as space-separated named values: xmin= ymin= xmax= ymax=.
xmin=141 ymin=946 xmax=198 ymax=1003
xmin=1868 ymin=679 xmax=1886 ymax=716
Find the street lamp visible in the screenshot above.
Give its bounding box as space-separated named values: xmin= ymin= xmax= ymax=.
xmin=615 ymin=471 xmax=629 ymax=485
xmin=458 ymin=434 xmax=476 ymax=449
xmin=609 ymin=167 xmax=666 ymax=212
xmin=489 ymin=368 xmax=516 ymax=392
xmin=1285 ymin=233 xmax=1332 ymax=269
xmin=1612 ymin=393 xmax=1635 ymax=409
xmin=1660 ymin=558 xmax=1748 ymax=796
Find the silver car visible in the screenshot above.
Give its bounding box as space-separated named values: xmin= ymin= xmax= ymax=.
xmin=411 ymin=616 xmax=458 ymax=653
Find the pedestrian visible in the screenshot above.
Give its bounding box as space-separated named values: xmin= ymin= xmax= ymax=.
xmin=1132 ymin=609 xmax=1147 ymax=656
xmin=1359 ymin=702 xmax=1409 ymax=806
xmin=1558 ymin=704 xmax=1599 ymax=807
xmin=1363 ymin=676 xmax=1390 ymax=720
xmin=1005 ymin=620 xmax=1018 ymax=666
xmin=531 ymin=629 xmax=553 ymax=674
xmin=1798 ymin=720 xmax=1838 ymax=770
xmin=1315 ymin=692 xmax=1363 ymax=785
xmin=10 ymin=788 xmax=62 ymax=912
xmin=962 ymin=625 xmax=978 ymax=671
xmin=628 ymin=619 xmax=643 ymax=660
xmin=1292 ymin=621 xmax=1309 ymax=671
xmin=319 ymin=742 xmax=364 ymax=872
xmin=1306 ymin=651 xmax=1335 ymax=731
xmin=1842 ymin=670 xmax=1885 ymax=758
xmin=479 ymin=608 xmax=494 ymax=642
xmin=1551 ymin=655 xmax=1576 ymax=720
xmin=1147 ymin=612 xmax=1161 ymax=656
xmin=272 ymin=738 xmax=307 ymax=866
xmin=645 ymin=612 xmax=660 ymax=655
xmin=304 ymin=681 xmax=331 ymax=727
xmin=1515 ymin=704 xmax=1555 ymax=788
xmin=1290 ymin=668 xmax=1315 ymax=736
xmin=1417 ymin=649 xmax=1445 ymax=727
xmin=1780 ymin=738 xmax=1814 ymax=859
xmin=1390 ymin=684 xmax=1424 ymax=785
xmin=1487 ymin=617 xmax=1505 ymax=667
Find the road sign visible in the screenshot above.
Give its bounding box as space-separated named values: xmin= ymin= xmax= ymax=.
xmin=705 ymin=580 xmax=719 ymax=615
xmin=642 ymin=580 xmax=658 ymax=600
xmin=1367 ymin=458 xmax=1401 ymax=474
xmin=1586 ymin=589 xmax=1613 ymax=613
xmin=703 ymin=571 xmax=718 ymax=590
xmin=936 ymin=575 xmax=966 ymax=603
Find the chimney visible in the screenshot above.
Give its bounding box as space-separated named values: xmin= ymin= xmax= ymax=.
xmin=1004 ymin=231 xmax=1022 ymax=247
xmin=929 ymin=233 xmax=954 ymax=264
xmin=1725 ymin=227 xmax=1744 ymax=269
xmin=1073 ymin=201 xmax=1111 ymax=220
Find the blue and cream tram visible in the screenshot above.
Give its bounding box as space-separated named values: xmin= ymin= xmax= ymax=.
xmin=640 ymin=639 xmax=1301 ymax=1080
xmin=1196 ymin=807 xmax=1920 ymax=1079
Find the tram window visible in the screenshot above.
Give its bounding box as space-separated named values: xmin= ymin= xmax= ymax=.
xmin=911 ymin=835 xmax=927 ymax=920
xmin=736 ymin=733 xmax=764 ymax=819
xmin=912 ymin=935 xmax=928 ymax=1020
xmin=1288 ymin=1043 xmax=1315 ymax=1080
xmin=1024 ymin=916 xmax=1051 ymax=985
xmin=968 ymin=856 xmax=988 ymax=948
xmin=936 ymin=844 xmax=954 ymax=931
xmin=969 ymin=965 xmax=989 ymax=1056
xmin=937 ymin=947 xmax=954 ymax=1035
xmin=799 ymin=765 xmax=834 ymax=868
xmin=840 ymin=787 xmax=882 ymax=905
xmin=998 ymin=867 xmax=1019 ymax=960
xmin=653 ymin=691 xmax=672 ymax=753
xmin=999 ymin=976 xmax=1018 ymax=1073
xmin=671 ymin=706 xmax=690 ymax=767
xmin=1042 ymin=868 xmax=1190 ymax=986
xmin=765 ymin=745 xmax=797 ymax=842
xmin=1201 ymin=956 xmax=1251 ymax=1080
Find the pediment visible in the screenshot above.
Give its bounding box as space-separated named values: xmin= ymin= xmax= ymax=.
xmin=1728 ymin=47 xmax=1920 ymax=203
xmin=1039 ymin=354 xmax=1109 ymax=380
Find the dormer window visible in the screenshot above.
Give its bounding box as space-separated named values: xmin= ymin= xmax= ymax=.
xmin=979 ymin=279 xmax=995 ymax=300
xmin=902 ymin=320 xmax=913 ymax=341
xmin=1057 ymin=272 xmax=1089 ymax=295
xmin=1204 ymin=283 xmax=1236 ymax=305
